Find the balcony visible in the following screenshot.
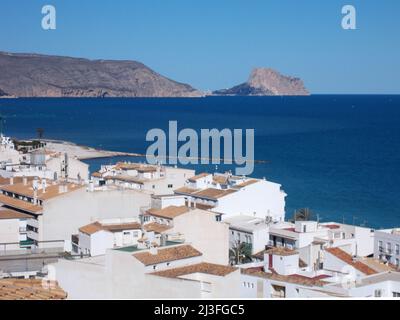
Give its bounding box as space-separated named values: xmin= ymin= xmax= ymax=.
xmin=20 ymin=239 xmax=35 ymax=247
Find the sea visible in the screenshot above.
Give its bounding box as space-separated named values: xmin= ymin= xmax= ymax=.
xmin=0 ymin=95 xmax=399 ymax=229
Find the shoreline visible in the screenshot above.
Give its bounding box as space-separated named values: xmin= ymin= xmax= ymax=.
xmin=42 ymin=139 xmax=269 ymax=164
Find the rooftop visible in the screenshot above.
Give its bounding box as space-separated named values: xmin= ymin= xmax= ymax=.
xmin=151 ymin=262 xmax=238 ymax=278
xmin=0 ymin=279 xmax=67 ymax=300
xmin=133 ymin=244 xmax=202 ymax=266
xmin=241 ymin=268 xmax=328 ymax=287
xmin=114 ymin=162 xmax=158 ymax=172
xmin=325 ymin=247 xmax=377 ymax=275
xmin=0 ymin=207 xmax=32 ymax=220
xmin=146 ymin=205 xmax=190 ymax=219
xmin=0 ymin=181 xmax=83 ymax=201
xmin=143 ymin=222 xmax=172 ymax=234
xmin=188 ymin=173 xmax=211 ymax=182
xmin=0 ymin=194 xmax=42 ymax=214
xmin=224 ymin=215 xmax=269 ymax=232
xmin=79 ymin=221 xmax=141 ymax=235
xmin=233 ymin=179 xmax=259 ymax=188
xmin=191 ymin=188 xmax=237 ymax=200
xmin=265 ymin=247 xmax=299 ymax=256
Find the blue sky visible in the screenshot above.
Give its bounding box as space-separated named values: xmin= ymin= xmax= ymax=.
xmin=0 ymin=0 xmax=399 ymax=93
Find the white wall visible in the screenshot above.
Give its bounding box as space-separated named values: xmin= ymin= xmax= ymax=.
xmin=0 ymin=218 xmax=20 ymax=248
xmin=217 ymin=180 xmax=286 ymax=222
xmin=171 ymin=209 xmax=230 ymax=265
xmin=39 ymin=188 xmax=151 ymax=246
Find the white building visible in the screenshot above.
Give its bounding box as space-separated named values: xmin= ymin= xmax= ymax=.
xmin=46 ymin=153 xmax=89 ymax=182
xmin=374 ymin=228 xmax=400 ymax=268
xmin=142 ymin=198 xmax=230 ymax=265
xmin=0 ymin=135 xmax=20 ymax=165
xmin=75 ymin=219 xmax=142 ymax=256
xmin=175 ymin=172 xmax=286 ymax=222
xmin=0 ymin=207 xmax=31 ymax=250
xmin=92 ymin=162 xmax=195 ymax=195
xmin=268 ymin=220 xmax=375 ymax=270
xmin=52 ymin=244 xmax=240 ymax=299
xmin=0 ymin=178 xmax=151 ymax=250
xmin=223 ymin=215 xmax=272 ymax=255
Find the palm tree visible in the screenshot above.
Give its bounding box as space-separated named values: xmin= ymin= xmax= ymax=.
xmin=229 ymin=240 xmax=253 ymax=265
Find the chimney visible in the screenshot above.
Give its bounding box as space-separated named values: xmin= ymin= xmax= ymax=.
xmin=149 ymin=246 xmax=158 ymax=255
xmin=89 ymin=180 xmax=94 ymax=192
xmin=33 ymin=189 xmax=38 ymax=205
xmin=41 ymin=179 xmax=47 ymax=193
xmin=23 ymin=176 xmax=27 ymax=186
xmin=9 ymin=177 xmax=14 ymax=185
xmin=32 ymin=177 xmax=39 ymax=190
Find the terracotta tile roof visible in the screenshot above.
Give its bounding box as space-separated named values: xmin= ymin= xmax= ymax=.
xmin=174 ymin=186 xmax=199 ymax=195
xmin=79 ymin=221 xmax=141 ymax=235
xmin=0 ymin=279 xmax=67 ymax=300
xmin=325 ymin=247 xmax=377 ymax=275
xmin=192 ymin=188 xmax=237 ymax=200
xmin=253 ymin=247 xmax=299 ymax=259
xmin=91 ymin=171 xmax=102 ymax=178
xmin=143 ymin=222 xmax=172 ymax=234
xmin=146 ymin=205 xmax=189 ymax=219
xmin=0 ymin=208 xmax=32 ymax=220
xmin=188 ymin=173 xmax=211 ymax=182
xmin=104 ymin=175 xmax=147 ymax=184
xmin=115 ymin=162 xmax=158 ymax=172
xmin=233 ymin=179 xmax=259 ymax=188
xmin=79 ymin=222 xmax=103 ymax=235
xmin=265 ymin=247 xmax=299 ymax=256
xmin=212 ymin=175 xmax=229 ymax=185
xmin=0 ymin=182 xmax=83 ymax=201
xmin=151 ymin=262 xmax=238 ymax=278
xmin=192 ymin=203 xmax=215 ymax=210
xmin=241 ymin=268 xmax=328 ymax=287
xmin=133 ymin=245 xmax=202 ymax=266
xmin=0 ymin=176 xmax=36 ymax=186
xmin=0 ymin=194 xmax=42 ymax=214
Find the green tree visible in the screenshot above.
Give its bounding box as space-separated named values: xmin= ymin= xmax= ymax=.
xmin=229 ymin=240 xmax=253 ymax=265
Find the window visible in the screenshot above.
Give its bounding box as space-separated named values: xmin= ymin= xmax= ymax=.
xmin=393 ymin=292 xmax=400 ymax=297
xmin=396 ymin=244 xmax=400 ymax=255
xmin=387 ymin=242 xmax=392 ymax=254
xmin=396 ymin=259 xmax=399 ymax=267
xmin=123 ymin=231 xmax=130 ymax=235
xmin=374 ymin=289 xmax=382 ymax=297
xmin=168 ymin=184 xmax=173 ymax=188
xmin=378 ymin=241 xmax=383 ymax=252
xmin=152 ymin=185 xmax=155 ymax=189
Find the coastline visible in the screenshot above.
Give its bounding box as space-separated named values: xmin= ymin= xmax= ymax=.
xmin=42 ymin=139 xmax=144 ymax=160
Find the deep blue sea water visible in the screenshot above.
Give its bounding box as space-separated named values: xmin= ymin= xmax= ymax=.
xmin=0 ymin=95 xmax=399 ymax=228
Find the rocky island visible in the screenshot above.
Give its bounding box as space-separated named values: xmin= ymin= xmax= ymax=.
xmin=0 ymin=52 xmax=202 ymax=98
xmin=213 ymin=68 xmax=309 ymax=96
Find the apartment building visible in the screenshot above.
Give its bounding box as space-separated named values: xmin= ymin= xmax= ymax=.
xmin=0 ymin=177 xmax=151 ymax=250
xmin=91 ymin=162 xmax=195 ymax=195
xmin=52 ymin=244 xmax=240 ymax=299
xmin=74 ymin=219 xmax=142 ymax=256
xmin=175 ymin=172 xmax=286 ymax=222
xmin=374 ymin=228 xmax=400 ymax=268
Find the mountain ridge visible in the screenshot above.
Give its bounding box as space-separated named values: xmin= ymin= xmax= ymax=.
xmin=0 ymin=51 xmax=202 ymax=98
